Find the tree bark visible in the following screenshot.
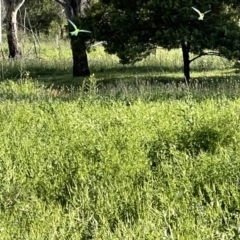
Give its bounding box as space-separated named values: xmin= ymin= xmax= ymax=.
xmin=71 ymin=37 xmax=90 ymax=76
xmin=181 ymin=41 xmax=191 ymax=83
xmin=55 ymin=0 xmax=91 ymax=77
xmin=4 ymin=0 xmax=25 ymax=58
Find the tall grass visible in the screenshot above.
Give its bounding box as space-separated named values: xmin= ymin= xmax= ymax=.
xmin=0 ymin=36 xmax=237 ymax=83
xmin=0 ymin=78 xmax=240 ymax=238
xmin=0 ymin=34 xmax=240 ymax=239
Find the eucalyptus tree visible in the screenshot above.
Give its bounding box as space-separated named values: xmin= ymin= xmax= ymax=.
xmin=3 ymin=0 xmax=25 ymax=58
xmin=88 ymin=0 xmax=240 ymax=82
xmin=55 ymin=0 xmax=94 ymax=77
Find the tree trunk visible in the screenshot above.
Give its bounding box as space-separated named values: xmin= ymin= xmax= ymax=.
xmin=71 ymin=37 xmax=90 ymax=76
xmin=6 ymin=11 xmax=21 ymax=58
xmin=55 ymin=0 xmax=91 ymax=77
xmin=4 ymin=0 xmax=25 ymax=59
xmin=181 ymin=41 xmax=191 ymax=83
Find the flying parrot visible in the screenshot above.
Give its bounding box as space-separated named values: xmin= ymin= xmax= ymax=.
xmin=68 ymin=19 xmax=91 ymax=36
xmin=192 ymin=7 xmax=211 ymax=20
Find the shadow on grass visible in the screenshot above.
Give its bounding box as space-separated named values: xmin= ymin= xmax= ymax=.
xmin=37 ymin=66 xmax=240 ymax=90
xmin=1 ymin=59 xmax=239 ymax=96
xmin=91 ymin=63 xmax=182 ymax=75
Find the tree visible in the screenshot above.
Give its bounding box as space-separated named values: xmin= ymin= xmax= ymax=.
xmin=88 ymin=0 xmax=240 ymax=82
xmin=55 ymin=0 xmax=93 ymax=77
xmin=3 ymin=0 xmax=25 ymax=58
xmin=19 ymin=0 xmax=63 ymax=35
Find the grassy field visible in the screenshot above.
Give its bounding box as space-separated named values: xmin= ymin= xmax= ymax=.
xmin=0 ymin=37 xmax=240 ymax=239
xmin=0 ymin=35 xmax=239 ymax=86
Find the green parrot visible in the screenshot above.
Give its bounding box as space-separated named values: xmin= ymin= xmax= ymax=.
xmin=192 ymin=7 xmax=211 ymax=20
xmin=68 ymin=19 xmax=91 ymax=36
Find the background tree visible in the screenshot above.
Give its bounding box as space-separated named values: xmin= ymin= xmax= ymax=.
xmin=3 ymin=0 xmax=25 ymax=58
xmin=88 ymin=0 xmax=240 ymax=82
xmin=55 ymin=0 xmax=93 ymax=77
xmin=19 ymin=0 xmax=63 ymax=36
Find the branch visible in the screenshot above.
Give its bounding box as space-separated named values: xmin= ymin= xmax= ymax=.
xmin=15 ymin=0 xmax=25 ymax=11
xmin=54 ymin=0 xmax=74 ymax=19
xmin=190 ymin=51 xmax=223 ymax=63
xmin=55 ymin=0 xmax=66 ymax=7
xmin=189 ymin=53 xmax=204 ymax=63
xmin=3 ymin=0 xmax=25 ymax=11
xmin=5 ymin=18 xmax=39 ymax=38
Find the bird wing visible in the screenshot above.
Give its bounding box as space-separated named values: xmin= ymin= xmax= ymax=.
xmin=192 ymin=7 xmax=202 ymax=16
xmin=68 ymin=19 xmax=78 ymax=30
xmin=79 ymin=30 xmax=91 ymax=33
xmin=204 ymin=10 xmax=211 ymax=14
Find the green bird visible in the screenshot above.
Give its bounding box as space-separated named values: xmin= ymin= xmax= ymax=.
xmin=192 ymin=7 xmax=211 ymax=20
xmin=68 ymin=19 xmax=91 ymax=36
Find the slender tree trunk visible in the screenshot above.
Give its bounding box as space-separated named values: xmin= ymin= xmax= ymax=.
xmin=6 ymin=11 xmax=21 ymax=58
xmin=181 ymin=41 xmax=191 ymax=83
xmin=4 ymin=0 xmax=25 ymax=58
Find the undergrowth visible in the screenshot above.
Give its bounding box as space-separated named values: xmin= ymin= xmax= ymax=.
xmin=0 ymin=79 xmax=240 ymax=239
xmin=0 ymin=34 xmax=239 ymax=239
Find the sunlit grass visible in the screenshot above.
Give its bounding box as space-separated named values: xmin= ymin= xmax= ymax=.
xmin=1 ymin=79 xmax=240 ymax=238
xmin=0 ymin=37 xmax=238 ymax=85
xmin=0 ymin=35 xmax=240 ymax=239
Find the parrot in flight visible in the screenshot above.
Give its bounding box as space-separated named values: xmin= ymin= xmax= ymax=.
xmin=68 ymin=19 xmax=91 ymax=36
xmin=191 ymin=7 xmax=211 ymax=20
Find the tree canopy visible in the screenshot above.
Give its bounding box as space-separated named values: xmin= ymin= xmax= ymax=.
xmin=87 ymin=0 xmax=240 ymax=81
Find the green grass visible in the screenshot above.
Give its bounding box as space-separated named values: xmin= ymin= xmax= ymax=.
xmin=0 ymin=36 xmax=240 ymax=239
xmin=0 ymin=37 xmax=238 ymax=87
xmin=0 ymin=79 xmax=240 ymax=239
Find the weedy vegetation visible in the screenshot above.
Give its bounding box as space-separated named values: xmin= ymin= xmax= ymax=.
xmin=0 ymin=36 xmax=240 ymax=239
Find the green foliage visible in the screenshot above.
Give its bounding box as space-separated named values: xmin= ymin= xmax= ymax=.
xmin=1 ymin=79 xmax=240 ymax=238
xmin=19 ymin=0 xmax=64 ymax=35
xmin=87 ymin=0 xmax=240 ymax=79
xmin=148 ymin=99 xmax=239 ymax=164
xmin=87 ymin=1 xmax=156 ymax=64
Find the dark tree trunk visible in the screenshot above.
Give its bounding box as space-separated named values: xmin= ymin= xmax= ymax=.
xmin=55 ymin=0 xmax=91 ymax=77
xmin=181 ymin=41 xmax=191 ymax=83
xmin=71 ymin=37 xmax=90 ymax=76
